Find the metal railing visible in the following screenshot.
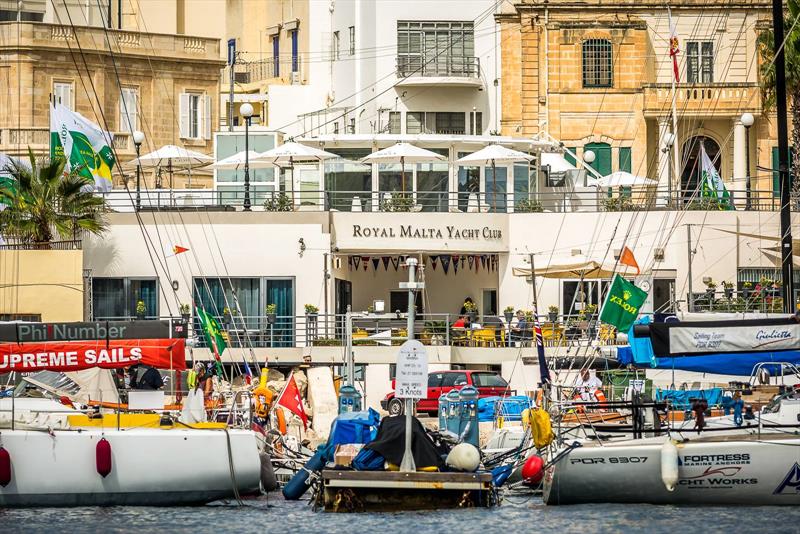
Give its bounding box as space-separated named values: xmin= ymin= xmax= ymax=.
xmin=97 ymin=187 xmax=786 ymax=214
xmin=87 ymin=313 xmax=622 ymax=349
xmin=686 ymin=288 xmax=791 ymax=313
xmin=0 ymin=240 xmax=82 ymax=250
xmin=396 ymin=55 xmax=480 ymax=78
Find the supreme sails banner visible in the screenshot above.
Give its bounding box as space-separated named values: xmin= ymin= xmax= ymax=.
xmin=49 ymin=102 xmax=115 ymax=192
xmin=648 ymin=317 xmax=800 ymax=357
xmin=0 ymin=338 xmax=185 ymax=374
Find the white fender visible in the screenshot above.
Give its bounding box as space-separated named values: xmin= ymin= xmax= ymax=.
xmin=660 ymin=439 xmax=679 ymax=492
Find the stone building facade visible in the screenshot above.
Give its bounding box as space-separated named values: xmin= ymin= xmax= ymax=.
xmin=0 ymin=22 xmax=224 ymax=188
xmin=498 ymin=0 xmax=783 ymax=204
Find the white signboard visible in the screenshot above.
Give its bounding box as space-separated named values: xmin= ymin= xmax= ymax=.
xmin=395 ymin=339 xmax=428 ymax=399
xmin=669 ymin=323 xmax=800 ymax=354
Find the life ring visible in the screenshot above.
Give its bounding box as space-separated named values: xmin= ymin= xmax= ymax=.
xmin=253 ymin=386 xmax=274 ymax=418
xmin=275 ymin=407 xmax=287 ymax=435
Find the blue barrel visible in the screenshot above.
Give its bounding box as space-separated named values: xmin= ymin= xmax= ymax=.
xmin=283 ymin=445 xmax=328 ymax=500
xmin=338 ymin=384 xmax=362 ymax=414
xmin=458 ymin=385 xmax=479 ymax=447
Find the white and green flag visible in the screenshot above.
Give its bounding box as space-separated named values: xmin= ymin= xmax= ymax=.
xmin=699 ymin=144 xmax=733 ymax=210
xmin=49 ymin=102 xmax=115 ymax=192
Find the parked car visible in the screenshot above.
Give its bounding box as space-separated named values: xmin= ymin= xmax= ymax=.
xmin=381 ymin=370 xmax=510 ymax=416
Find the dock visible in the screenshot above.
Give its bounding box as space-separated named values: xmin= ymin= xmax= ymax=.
xmin=320 ymin=470 xmax=496 ymax=512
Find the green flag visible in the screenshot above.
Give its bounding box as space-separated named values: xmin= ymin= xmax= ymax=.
xmin=196 ymin=306 xmax=227 ymax=360
xmin=599 ymin=274 xmax=648 ymax=332
xmin=699 ymin=143 xmax=733 ymax=210
xmin=50 ymin=102 xmax=115 ymax=192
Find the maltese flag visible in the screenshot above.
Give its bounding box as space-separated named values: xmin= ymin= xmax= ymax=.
xmin=277 ymin=374 xmax=309 ymax=429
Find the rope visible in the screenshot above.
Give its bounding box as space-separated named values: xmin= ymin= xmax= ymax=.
xmin=223 ymin=427 xmax=245 ymax=506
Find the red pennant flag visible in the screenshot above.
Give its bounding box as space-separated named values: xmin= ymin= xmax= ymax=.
xmin=173 ymin=245 xmax=189 ymax=255
xmin=277 ymin=374 xmax=308 ymax=429
xmin=619 ymin=246 xmax=641 ymax=275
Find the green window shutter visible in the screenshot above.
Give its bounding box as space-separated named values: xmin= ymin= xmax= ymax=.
xmin=619 ymin=147 xmax=632 ymax=173
xmin=584 ymin=142 xmax=612 ymax=176
xmin=564 ymin=147 xmax=577 ymax=166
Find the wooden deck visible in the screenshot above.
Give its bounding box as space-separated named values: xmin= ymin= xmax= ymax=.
xmin=321 ymin=470 xmax=496 ymax=512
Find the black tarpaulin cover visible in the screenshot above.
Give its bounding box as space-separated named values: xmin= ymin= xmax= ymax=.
xmin=363 ymin=415 xmax=445 ymax=469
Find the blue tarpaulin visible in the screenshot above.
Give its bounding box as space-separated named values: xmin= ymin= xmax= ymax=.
xmin=477 ymin=396 xmax=532 ymax=422
xmin=655 ymin=387 xmax=724 ymax=410
xmin=327 ymin=408 xmax=380 ymax=447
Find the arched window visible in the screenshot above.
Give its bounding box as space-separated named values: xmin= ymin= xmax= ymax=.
xmin=582 ymin=39 xmax=613 ymax=88
xmin=681 ymin=136 xmax=721 ymax=197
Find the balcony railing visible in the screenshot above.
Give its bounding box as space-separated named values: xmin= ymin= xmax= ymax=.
xmin=223 ymin=55 xmax=303 ymax=84
xmin=93 ymin=313 xmax=625 ymax=349
xmin=0 ymin=240 xmax=82 ymax=250
xmin=643 ymin=82 xmax=760 ymax=116
xmin=97 ymin=188 xmax=785 ymax=214
xmin=0 ymin=127 xmax=134 ymax=155
xmin=396 ymin=55 xmax=480 ymax=79
xmin=685 ymin=288 xmax=792 ymax=313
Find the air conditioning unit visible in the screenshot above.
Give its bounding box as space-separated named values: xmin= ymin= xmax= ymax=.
xmin=234 ymin=72 xmax=250 ymax=84
xmin=571 ymin=249 xmax=582 ymax=256
xmin=291 ymin=71 xmax=301 ymax=85
xmin=654 ymin=247 xmax=665 ymax=261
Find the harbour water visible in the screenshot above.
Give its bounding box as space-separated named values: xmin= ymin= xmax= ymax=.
xmin=3 ymin=493 xmax=800 ymax=533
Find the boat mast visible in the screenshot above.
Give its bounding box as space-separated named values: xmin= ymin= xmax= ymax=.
xmin=773 ymin=0 xmax=795 ymax=311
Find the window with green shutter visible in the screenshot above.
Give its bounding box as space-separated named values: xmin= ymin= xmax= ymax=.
xmin=619 ymin=147 xmax=632 ymax=173
xmin=772 ymin=146 xmax=794 ymax=198
xmin=584 ymin=142 xmax=612 ymax=176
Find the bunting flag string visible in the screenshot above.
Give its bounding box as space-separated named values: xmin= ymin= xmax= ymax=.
xmin=390 ymin=257 xmax=400 ymax=271
xmin=441 ymin=255 xmax=451 ymax=274
xmin=371 ymin=257 xmax=380 ymax=271
xmin=468 ymin=256 xmax=475 ymax=271
xmin=452 ymin=255 xmax=459 ymax=274
xmin=362 ymin=256 xmax=370 ymax=271
xmin=430 ymin=255 xmax=439 ymax=270
xmin=382 ymin=256 xmax=390 ymax=270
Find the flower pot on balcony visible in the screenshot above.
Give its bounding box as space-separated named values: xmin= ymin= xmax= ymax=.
xmin=504 ymin=311 xmax=514 ymax=324
xmin=724 ymin=287 xmax=734 ymax=299
xmin=467 ymin=312 xmax=477 ymax=324
xmin=306 ymin=312 xmax=318 ymax=324
xmin=266 ymin=313 xmax=276 ymax=325
xmin=548 ymin=312 xmax=558 ymax=323
xmin=742 ymin=288 xmax=751 ymax=300
xmin=181 ymin=313 xmax=190 ymax=323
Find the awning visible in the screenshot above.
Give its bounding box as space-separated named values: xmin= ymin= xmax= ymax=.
xmin=512 ymin=255 xmax=637 ymax=279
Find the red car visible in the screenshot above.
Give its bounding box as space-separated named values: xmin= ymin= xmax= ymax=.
xmin=381 ymin=370 xmax=510 ymax=416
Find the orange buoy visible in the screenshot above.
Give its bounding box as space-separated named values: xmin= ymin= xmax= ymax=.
xmin=96 ymin=438 xmax=112 ymax=478
xmin=521 ymin=454 xmax=545 ymax=485
xmin=0 ymin=446 xmax=11 ymax=487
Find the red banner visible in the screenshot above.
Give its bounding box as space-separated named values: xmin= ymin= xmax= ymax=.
xmin=0 ymin=338 xmax=186 ymax=374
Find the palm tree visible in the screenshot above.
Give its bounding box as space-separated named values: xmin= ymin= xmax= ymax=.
xmin=0 ymin=152 xmax=107 ymax=246
xmin=758 ymin=0 xmax=800 ymax=187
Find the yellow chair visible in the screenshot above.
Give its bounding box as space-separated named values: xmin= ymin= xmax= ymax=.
xmin=542 ymin=324 xmax=565 ymax=346
xmin=599 ymin=324 xmax=617 ymax=344
xmin=473 ymin=328 xmax=498 ymax=347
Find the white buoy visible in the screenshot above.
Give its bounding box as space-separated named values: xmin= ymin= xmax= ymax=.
xmin=446 ymin=443 xmax=481 ymax=472
xmin=660 ymin=439 xmax=679 ymax=492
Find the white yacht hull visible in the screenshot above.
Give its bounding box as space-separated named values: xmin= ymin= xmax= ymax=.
xmin=544 ymin=435 xmax=800 ymax=505
xmin=0 ymin=428 xmax=262 ymax=506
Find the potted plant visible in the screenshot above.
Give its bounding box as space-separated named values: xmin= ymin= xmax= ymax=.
xmin=547 ymin=305 xmax=559 ymax=323
xmin=135 ymin=300 xmax=146 ymax=319
xmin=770 ymin=280 xmax=782 ymax=298
xmin=704 ymin=280 xmax=717 ymax=300
xmin=222 ymin=306 xmax=234 ymax=327
xmin=503 ymin=306 xmax=515 ymax=324
xmin=463 ymin=299 xmax=478 ymax=323
xmin=742 ymin=281 xmax=753 ymax=300
xmin=367 ymin=304 xmax=374 ymax=314
xmin=305 ymin=304 xmax=319 ymax=322
xmin=179 ymin=303 xmax=191 ymax=321
xmin=722 ymin=281 xmax=734 ymax=299
xmin=265 ymin=303 xmax=277 ymax=324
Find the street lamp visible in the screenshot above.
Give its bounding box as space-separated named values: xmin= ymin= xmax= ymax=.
xmin=662 ymin=132 xmax=675 ymax=205
xmin=741 ymin=112 xmax=754 ymax=210
xmin=132 ymin=130 xmax=145 ymax=211
xmin=240 ymin=102 xmax=254 ymax=211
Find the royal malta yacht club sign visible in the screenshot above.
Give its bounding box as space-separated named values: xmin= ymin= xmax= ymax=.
xmin=334 ymin=213 xmax=508 ymax=253
xmin=0 ymin=320 xmax=187 ymax=373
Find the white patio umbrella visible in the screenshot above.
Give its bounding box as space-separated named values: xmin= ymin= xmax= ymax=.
xmin=457 ymin=144 xmax=534 ymax=208
xmin=360 ymin=142 xmax=445 ymax=193
xmin=512 ymin=255 xmax=638 ymax=279
xmin=254 ymin=142 xmax=338 ymax=202
xmin=540 ymin=152 xmax=578 ymax=173
xmin=124 ymin=144 xmax=213 ymax=190
xmin=587 ymin=171 xmax=657 ymax=188
xmin=211 ymin=150 xmax=276 ymax=170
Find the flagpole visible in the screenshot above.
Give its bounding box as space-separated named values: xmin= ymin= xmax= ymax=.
xmin=668 ymin=7 xmax=680 ymax=205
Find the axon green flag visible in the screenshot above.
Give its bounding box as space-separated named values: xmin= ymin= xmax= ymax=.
xmin=699 ymin=143 xmax=733 ymax=210
xmin=599 ymin=274 xmax=648 ymax=332
xmin=49 ymin=102 xmax=115 ymax=192
xmin=195 ymin=307 xmax=227 ymax=360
